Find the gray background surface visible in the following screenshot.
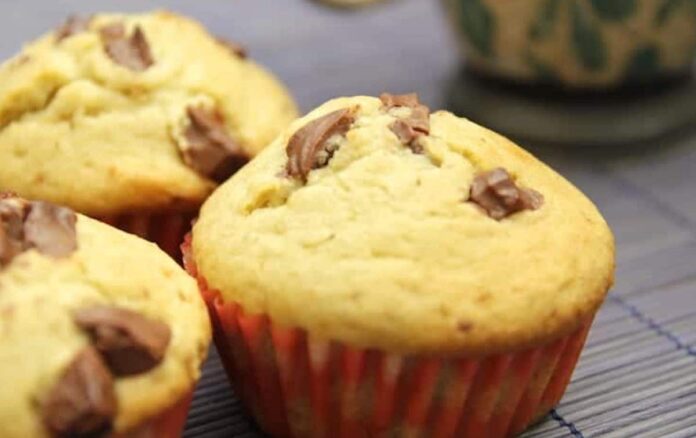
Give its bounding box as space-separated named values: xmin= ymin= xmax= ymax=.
xmin=3 ymin=1 xmax=695 ymax=437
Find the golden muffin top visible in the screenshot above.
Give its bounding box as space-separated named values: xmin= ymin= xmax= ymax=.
xmin=193 ymin=95 xmax=614 ymax=356
xmin=0 ymin=195 xmax=210 ymax=437
xmin=0 ymin=11 xmax=298 ymax=216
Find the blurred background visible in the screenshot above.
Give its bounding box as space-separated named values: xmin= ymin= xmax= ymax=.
xmin=2 ymin=1 xmax=695 ymax=437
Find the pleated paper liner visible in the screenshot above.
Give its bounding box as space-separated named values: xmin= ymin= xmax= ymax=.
xmin=182 ymin=238 xmax=592 ymax=438
xmin=112 ymin=391 xmax=193 ymax=438
xmin=100 ymin=211 xmax=195 ymax=260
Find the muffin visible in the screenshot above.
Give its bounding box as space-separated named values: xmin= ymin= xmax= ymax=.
xmin=185 ymin=94 xmax=614 ymax=437
xmin=442 ymin=0 xmax=696 ymax=88
xmin=0 ymin=194 xmax=210 ymax=437
xmin=0 ymin=11 xmax=298 ymax=256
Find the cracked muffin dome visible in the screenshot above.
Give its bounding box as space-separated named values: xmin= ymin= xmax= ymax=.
xmin=0 ymin=10 xmax=298 ymax=217
xmin=192 ymin=94 xmax=614 ymax=355
xmin=0 ymin=195 xmax=210 ymax=437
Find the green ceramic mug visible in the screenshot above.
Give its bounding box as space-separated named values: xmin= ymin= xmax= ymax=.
xmin=442 ymin=0 xmax=696 ymax=88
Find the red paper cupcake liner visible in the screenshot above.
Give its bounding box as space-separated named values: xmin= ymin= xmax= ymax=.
xmin=100 ymin=211 xmax=195 ymax=260
xmin=182 ymin=238 xmax=592 ymax=438
xmin=111 ymin=391 xmax=193 ymax=438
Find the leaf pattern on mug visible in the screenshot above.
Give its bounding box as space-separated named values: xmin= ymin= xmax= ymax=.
xmin=571 ymin=0 xmax=607 ymax=71
xmin=530 ymin=0 xmax=563 ymax=40
xmin=624 ymin=46 xmax=660 ymax=81
xmin=526 ymin=52 xmax=560 ymax=82
xmin=589 ymin=0 xmax=637 ymax=21
xmin=655 ymin=0 xmax=696 ymax=25
xmin=458 ymin=0 xmax=495 ymax=57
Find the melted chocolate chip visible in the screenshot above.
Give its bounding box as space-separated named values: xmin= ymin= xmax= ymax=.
xmin=379 ymin=93 xmax=420 ymax=109
xmin=42 ymin=347 xmax=116 ymax=438
xmin=23 ymin=201 xmax=78 ymax=258
xmin=100 ymin=22 xmax=125 ymax=40
xmin=0 ymin=197 xmax=77 ymax=267
xmin=286 ymin=108 xmax=356 ymax=181
xmin=468 ymin=168 xmax=544 ymax=220
xmin=100 ymin=23 xmax=154 ymax=71
xmin=0 ymin=198 xmax=29 ymax=267
xmin=55 ymin=15 xmax=91 ymax=42
xmin=74 ymin=306 xmax=171 ymax=376
xmin=380 ymin=93 xmax=430 ymax=153
xmin=388 ymin=117 xmax=427 ymax=153
xmin=182 ymin=105 xmax=248 ymax=183
xmin=216 ymin=37 xmax=247 ymax=59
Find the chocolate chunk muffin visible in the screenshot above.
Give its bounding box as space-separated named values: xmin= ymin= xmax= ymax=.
xmin=185 ymin=94 xmax=614 ymax=437
xmin=0 ymin=194 xmax=210 ymax=438
xmin=0 ymin=11 xmax=298 ymax=256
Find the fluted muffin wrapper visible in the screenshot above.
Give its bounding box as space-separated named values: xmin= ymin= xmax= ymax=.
xmin=182 ymin=238 xmax=592 ymax=438
xmin=111 ymin=391 xmax=193 ymax=438
xmin=100 ymin=211 xmax=195 ymax=259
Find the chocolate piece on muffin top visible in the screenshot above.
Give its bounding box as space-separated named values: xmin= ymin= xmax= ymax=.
xmin=0 ymin=196 xmax=77 ymax=267
xmin=0 ymin=195 xmax=210 ymax=437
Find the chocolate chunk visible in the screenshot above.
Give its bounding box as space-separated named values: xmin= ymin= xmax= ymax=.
xmin=388 ymin=117 xmax=427 ymax=153
xmin=286 ymin=108 xmax=356 ymax=180
xmin=468 ymin=168 xmax=544 ymax=220
xmin=55 ymin=15 xmax=91 ymax=42
xmin=0 ymin=197 xmax=78 ymax=267
xmin=0 ymin=198 xmax=29 ymax=267
xmin=182 ymin=105 xmax=248 ymax=183
xmin=42 ymin=347 xmax=116 ymax=438
xmin=379 ymin=93 xmax=420 ymax=109
xmin=380 ymin=93 xmax=430 ymax=153
xmin=100 ymin=23 xmax=154 ymax=71
xmin=99 ymin=22 xmax=125 ymax=40
xmin=23 ymin=201 xmax=78 ymax=258
xmin=74 ymin=306 xmax=171 ymax=376
xmin=217 ymin=37 xmax=247 ymax=59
